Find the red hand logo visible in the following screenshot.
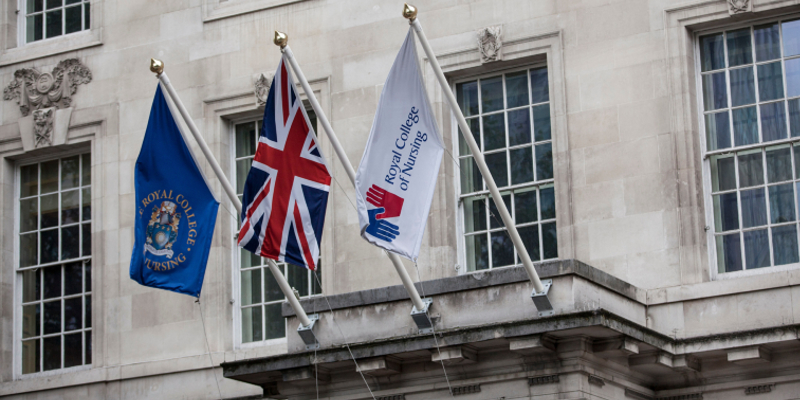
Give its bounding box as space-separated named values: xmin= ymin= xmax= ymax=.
xmin=366 ymin=184 xmax=404 ymax=220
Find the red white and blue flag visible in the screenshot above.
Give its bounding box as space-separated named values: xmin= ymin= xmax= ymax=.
xmin=237 ymin=57 xmax=331 ymax=271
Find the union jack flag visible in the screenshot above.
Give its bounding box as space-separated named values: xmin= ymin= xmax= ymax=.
xmin=237 ymin=57 xmax=331 ymax=271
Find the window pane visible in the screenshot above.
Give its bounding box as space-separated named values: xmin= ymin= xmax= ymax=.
xmin=82 ymin=187 xmax=91 ymax=221
xmin=514 ymin=188 xmax=538 ymax=224
xmin=705 ymin=111 xmax=731 ymax=151
xmin=480 ymin=77 xmax=503 ymax=113
xmin=510 ymin=147 xmax=533 ymax=185
xmin=533 ymin=104 xmax=551 ymax=142
xmin=784 ymin=19 xmax=800 ymax=57
xmin=530 ymin=67 xmax=549 ymax=103
xmin=311 ymin=262 xmax=322 ymax=295
xmin=241 ymin=269 xmax=261 ymax=306
xmin=542 ymin=222 xmax=558 ymax=259
xmin=716 ymin=233 xmax=743 ymax=272
xmin=490 ymin=230 xmax=514 ymax=267
xmin=264 ymin=267 xmax=283 ymax=302
xmin=790 ymin=99 xmax=800 ymax=137
xmin=465 ymin=234 xmax=488 ymax=271
xmin=766 ymin=146 xmax=792 ymax=182
xmin=27 ymin=0 xmax=44 ymax=13
xmin=236 ymin=159 xmax=252 ymax=195
xmin=38 ymin=227 xmax=55 ymax=265
xmin=711 ymin=155 xmax=736 ymax=192
xmin=26 ymin=14 xmax=43 ymax=43
xmin=65 ymin=5 xmax=81 ymax=34
xmin=507 ymin=109 xmax=531 ymax=146
xmin=518 ymin=225 xmax=540 ymax=262
xmin=755 ymin=23 xmax=781 ymax=61
xmin=41 ymin=160 xmax=58 ymax=194
xmin=757 ymin=62 xmax=784 ymax=101
xmin=786 ymin=58 xmax=800 ymax=98
xmin=702 ymin=72 xmax=728 ymax=110
xmin=22 ymin=269 xmax=40 ymax=303
xmin=241 ymin=306 xmax=262 ymax=343
xmin=62 ymin=189 xmax=79 ymax=224
xmin=240 ymin=247 xmax=260 ymax=269
xmin=729 ymin=67 xmax=755 ymax=106
xmin=85 ymin=332 xmax=91 ymax=364
xmin=505 ymin=71 xmax=529 ymax=108
xmin=43 ymin=336 xmax=61 ymax=371
xmin=85 ymin=261 xmax=91 ymax=292
xmin=732 ymin=106 xmax=758 ymax=146
xmin=20 ymin=198 xmax=38 ymax=233
xmin=43 ymin=300 xmax=61 ymax=334
xmin=456 ymin=81 xmax=479 ymax=117
xmin=458 ymin=118 xmax=480 ymax=155
xmin=20 ymin=164 xmax=38 ymax=198
xmin=84 ymin=2 xmax=89 ymax=30
xmin=64 ymin=262 xmax=82 ymax=295
xmin=22 ymin=339 xmax=40 ymax=374
xmin=700 ymin=33 xmax=725 ymax=71
xmin=64 ymin=333 xmax=82 ymax=368
xmin=738 ymin=150 xmax=764 ymax=187
xmin=769 ymin=183 xmax=795 ymax=223
xmin=727 ymin=28 xmax=753 ymax=67
xmin=540 ymin=186 xmax=556 ymax=219
xmin=744 ymin=229 xmax=771 ymax=269
xmin=741 ymin=188 xmax=768 ymax=228
xmin=64 ymin=297 xmax=81 ymax=331
xmin=773 ymin=225 xmax=799 ymax=266
xmin=22 ymin=304 xmax=40 ymax=338
xmin=61 ymin=156 xmax=79 ymax=190
xmin=287 ymin=264 xmax=308 ymax=297
xmin=713 ymin=192 xmax=740 ymax=231
xmin=535 ymin=143 xmax=553 ymax=180
xmin=85 ymin=294 xmax=91 ymax=327
xmin=61 ymin=225 xmax=79 ymax=260
xmin=43 ymin=265 xmax=61 ymax=298
xmin=235 ymin=122 xmax=257 ymax=158
xmin=488 ymin=193 xmax=511 ymax=229
xmin=41 ymin=193 xmax=58 ymax=229
xmin=485 ymin=152 xmax=508 ymax=187
xmin=459 ymin=157 xmax=482 ymax=194
xmin=482 ymin=113 xmax=505 ymax=151
xmin=81 ymin=223 xmax=91 ymax=256
xmin=46 ymin=0 xmax=61 ymax=9
xmin=20 ymin=233 xmax=37 ymax=267
xmin=264 ymin=303 xmax=285 ymax=340
xmin=81 ymin=153 xmax=90 ymax=185
xmin=760 ymin=101 xmax=788 ymax=142
xmin=463 ymin=197 xmax=486 ymax=233
xmin=45 ymin=10 xmax=62 ymax=38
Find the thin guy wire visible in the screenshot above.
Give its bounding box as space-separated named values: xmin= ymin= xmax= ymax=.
xmin=312 ymin=272 xmax=377 ymax=400
xmin=413 ymin=261 xmax=455 ymax=397
xmin=196 ymin=296 xmax=224 ymax=400
xmin=313 ymin=272 xmax=320 ymax=400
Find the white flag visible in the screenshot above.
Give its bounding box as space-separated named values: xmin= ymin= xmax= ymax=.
xmin=355 ymin=29 xmax=444 ymax=260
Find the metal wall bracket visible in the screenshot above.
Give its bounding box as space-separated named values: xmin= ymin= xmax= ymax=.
xmin=531 ymin=279 xmax=554 ymax=317
xmin=410 ymin=297 xmax=434 ymax=334
xmin=297 ymin=313 xmax=320 ymax=350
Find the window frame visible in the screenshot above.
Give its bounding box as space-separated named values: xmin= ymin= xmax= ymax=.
xmin=13 ymin=148 xmax=93 ymax=379
xmin=695 ymin=16 xmax=800 ymax=280
xmin=230 ymin=112 xmax=323 ymax=349
xmin=451 ymin=63 xmax=558 ymax=275
xmin=18 ymin=0 xmax=91 ymax=47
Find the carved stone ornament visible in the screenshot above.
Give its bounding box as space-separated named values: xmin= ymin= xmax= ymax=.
xmin=477 ymin=26 xmax=503 ymax=63
xmin=3 ymin=58 xmax=92 ymax=117
xmin=254 ymin=73 xmax=272 ymax=105
xmin=32 ymin=108 xmax=54 ymax=147
xmin=728 ymin=0 xmax=752 ymax=15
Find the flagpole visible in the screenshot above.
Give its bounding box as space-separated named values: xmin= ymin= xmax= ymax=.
xmin=402 ymin=5 xmax=554 ymax=313
xmin=149 ymin=59 xmax=316 ymax=330
xmin=275 ymin=34 xmax=430 ymax=316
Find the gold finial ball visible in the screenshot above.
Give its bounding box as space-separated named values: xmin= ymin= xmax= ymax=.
xmin=402 ymin=3 xmax=417 ymax=20
xmin=150 ymin=58 xmax=164 ymax=74
xmin=274 ymin=31 xmax=288 ymax=48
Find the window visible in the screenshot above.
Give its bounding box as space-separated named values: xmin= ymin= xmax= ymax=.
xmin=455 ymin=67 xmax=557 ymax=272
xmin=18 ymin=153 xmax=92 ymax=374
xmin=234 ymin=118 xmax=322 ymax=343
xmin=700 ymin=19 xmax=800 ymax=273
xmin=24 ymin=0 xmax=91 ymax=44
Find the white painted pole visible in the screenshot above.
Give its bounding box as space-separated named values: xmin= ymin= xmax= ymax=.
xmin=279 ymin=43 xmax=428 ymax=312
xmin=153 ymin=63 xmax=313 ymax=328
xmin=407 ymin=17 xmax=546 ymax=294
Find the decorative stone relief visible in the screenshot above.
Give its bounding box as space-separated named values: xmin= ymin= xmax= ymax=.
xmin=528 ymin=374 xmax=559 ymax=386
xmin=32 ymin=108 xmax=54 ymax=147
xmin=588 ymin=375 xmax=605 ymax=387
xmin=451 ymin=384 xmax=481 ymax=396
xmin=254 ymin=73 xmax=272 ymax=105
xmin=477 ymin=26 xmax=502 ymax=63
xmin=728 ymin=0 xmax=752 ymax=15
xmin=3 ymin=58 xmax=91 ymax=117
xmin=744 ymin=384 xmax=774 ymax=394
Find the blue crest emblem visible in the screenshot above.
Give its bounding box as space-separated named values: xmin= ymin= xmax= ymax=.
xmin=145 ymin=200 xmax=181 ymax=259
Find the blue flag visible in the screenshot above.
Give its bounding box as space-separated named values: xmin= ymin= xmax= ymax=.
xmin=129 ymin=84 xmax=220 ymax=297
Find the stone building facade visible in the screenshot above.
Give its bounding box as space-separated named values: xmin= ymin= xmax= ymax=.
xmin=1 ymin=0 xmax=800 ymax=399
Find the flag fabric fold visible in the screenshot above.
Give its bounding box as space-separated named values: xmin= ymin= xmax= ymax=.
xmin=237 ymin=56 xmax=332 ymax=271
xmin=130 ymin=84 xmax=220 ymax=297
xmin=355 ymin=28 xmax=445 ymax=260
